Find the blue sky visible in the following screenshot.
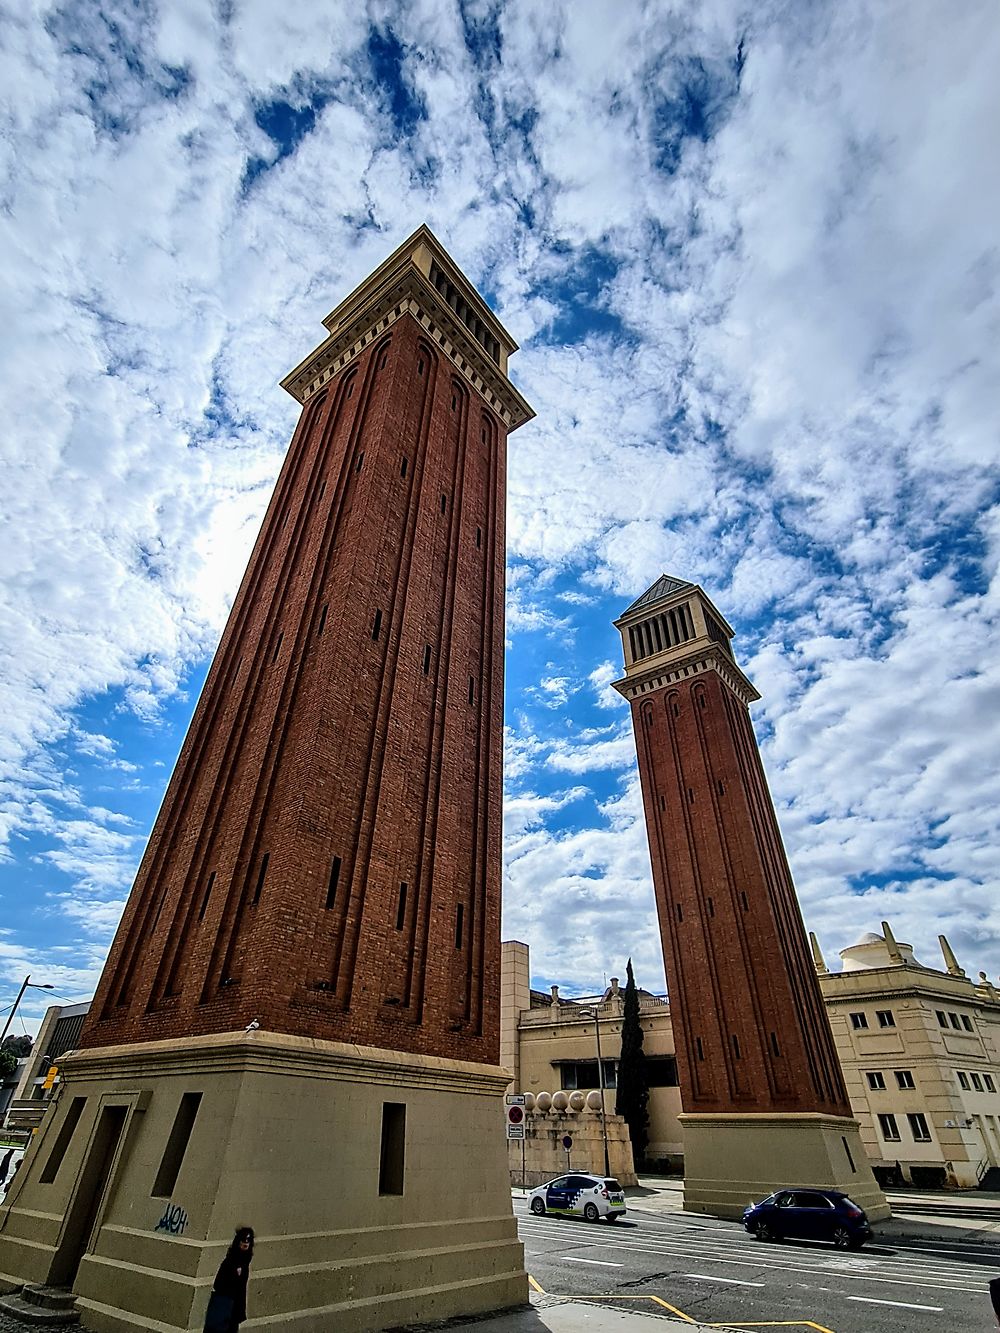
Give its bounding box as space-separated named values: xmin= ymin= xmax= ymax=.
xmin=2 ymin=0 xmax=1000 ymax=1032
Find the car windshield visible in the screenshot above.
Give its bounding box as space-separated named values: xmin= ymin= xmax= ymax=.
xmin=604 ymin=1179 xmax=622 ymax=1191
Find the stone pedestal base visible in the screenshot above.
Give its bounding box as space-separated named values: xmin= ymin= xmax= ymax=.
xmin=0 ymin=1031 xmax=526 ymax=1332
xmin=679 ymin=1112 xmax=891 ymax=1222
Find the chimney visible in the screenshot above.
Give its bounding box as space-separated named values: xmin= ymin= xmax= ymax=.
xmin=938 ymin=935 xmax=966 ymax=978
xmin=809 ymin=931 xmax=828 ymax=974
xmin=881 ymin=921 xmax=904 ymax=964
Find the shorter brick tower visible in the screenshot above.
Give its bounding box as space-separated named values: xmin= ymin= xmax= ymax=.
xmin=614 ymin=575 xmax=888 ymax=1219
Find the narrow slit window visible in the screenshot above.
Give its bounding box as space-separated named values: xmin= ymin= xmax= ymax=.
xmin=770 ymin=1032 xmax=781 ymax=1057
xmin=671 ymin=701 xmax=679 ymax=717
xmin=698 ymin=692 xmax=706 ymax=709
xmin=401 ymin=456 xmax=408 ymax=477
xmin=396 ymin=882 xmax=407 ymax=930
xmin=372 ymin=609 xmax=382 ymax=640
xmin=476 ymin=527 xmax=481 ymax=549
xmin=468 ymin=677 xmax=475 ymax=705
xmin=252 ymin=852 xmax=269 ymax=905
xmin=318 ymin=478 xmax=326 ymax=500
xmin=451 ymin=393 xmax=457 ymax=411
xmin=676 ymin=903 xmax=683 ymax=923
xmin=325 ymin=856 xmax=341 ymax=910
xmin=151 ymin=1092 xmax=202 ymax=1198
xmin=317 ymin=604 xmax=328 ymax=636
xmin=197 ymin=872 xmax=216 ymax=923
xmin=658 ymin=795 xmax=665 ymax=811
xmin=455 ymin=903 xmax=464 ymax=950
xmin=717 ymin=780 xmax=725 ymax=796
xmin=347 ymin=380 xmax=354 ymax=398
xmin=740 ymin=891 xmax=749 ymax=910
xmin=695 ymin=1037 xmax=704 ymax=1061
xmin=422 ymin=645 xmax=431 ymax=675
xmin=417 ymin=357 xmax=424 ymax=376
xmin=39 ymin=1097 xmax=87 ymax=1184
xmin=440 ymin=493 xmax=447 ymax=513
xmin=271 ymin=632 xmax=283 ymax=663
xmin=687 ymin=787 xmax=695 ymax=804
xmin=731 ymin=1034 xmax=741 ymax=1059
xmin=356 ymin=451 xmax=364 ymax=473
xmin=379 ymin=1102 xmax=406 ymax=1195
xmin=707 ymin=897 xmax=715 ymax=917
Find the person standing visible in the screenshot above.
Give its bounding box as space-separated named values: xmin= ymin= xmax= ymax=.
xmin=0 ymin=1148 xmax=14 ymax=1189
xmin=204 ymin=1227 xmax=253 ymax=1333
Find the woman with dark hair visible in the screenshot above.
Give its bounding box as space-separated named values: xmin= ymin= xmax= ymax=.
xmin=204 ymin=1227 xmax=254 ymax=1333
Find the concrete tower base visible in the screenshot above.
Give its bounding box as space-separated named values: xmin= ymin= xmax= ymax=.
xmin=0 ymin=1031 xmax=526 ymax=1333
xmin=679 ymin=1112 xmax=891 ymax=1221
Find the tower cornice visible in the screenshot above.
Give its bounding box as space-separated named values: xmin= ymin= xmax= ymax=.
xmin=281 ymin=225 xmax=534 ymax=432
xmin=612 ymin=642 xmax=760 ymax=707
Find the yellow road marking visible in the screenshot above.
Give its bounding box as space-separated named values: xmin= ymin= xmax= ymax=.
xmin=708 ymin=1324 xmax=837 ymax=1332
xmin=527 ymin=1281 xmax=837 ymax=1332
xmin=649 ymin=1295 xmax=698 ymax=1322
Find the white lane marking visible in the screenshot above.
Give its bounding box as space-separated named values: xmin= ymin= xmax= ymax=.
xmin=560 ymin=1257 xmax=623 ymax=1267
xmin=847 ymin=1296 xmax=944 ymax=1312
xmin=516 ymin=1222 xmax=986 ymax=1293
xmin=684 ymin=1273 xmax=765 ymax=1287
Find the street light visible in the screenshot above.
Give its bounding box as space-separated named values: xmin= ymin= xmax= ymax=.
xmin=0 ymin=976 xmax=55 ymax=1045
xmin=579 ymin=1006 xmax=612 ymax=1177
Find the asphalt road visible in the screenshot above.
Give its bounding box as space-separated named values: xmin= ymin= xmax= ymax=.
xmin=515 ymin=1196 xmax=1000 ymax=1332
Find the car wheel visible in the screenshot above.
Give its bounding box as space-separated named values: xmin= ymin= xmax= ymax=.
xmin=756 ymin=1221 xmax=773 ymax=1243
xmin=583 ymin=1203 xmax=600 ymax=1222
xmin=606 ymin=1214 xmax=620 ymax=1224
xmin=530 ymin=1198 xmax=545 ymax=1216
xmin=832 ymin=1225 xmax=852 ymax=1249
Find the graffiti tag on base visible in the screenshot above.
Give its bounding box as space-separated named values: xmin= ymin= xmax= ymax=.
xmin=155 ymin=1203 xmax=188 ymax=1235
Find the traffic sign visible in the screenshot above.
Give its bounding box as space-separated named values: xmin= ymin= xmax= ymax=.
xmin=505 ymin=1093 xmax=526 ymax=1105
xmin=562 ymin=1134 xmax=573 ymax=1150
xmin=505 ymin=1103 xmax=525 ymax=1139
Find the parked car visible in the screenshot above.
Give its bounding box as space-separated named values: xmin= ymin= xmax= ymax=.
xmin=742 ymin=1188 xmax=872 ymax=1248
xmin=527 ymin=1173 xmax=627 ymax=1222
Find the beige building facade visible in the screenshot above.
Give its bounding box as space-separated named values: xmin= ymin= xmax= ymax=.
xmin=502 ymin=927 xmax=1000 ymax=1191
xmin=813 ymin=924 xmax=1000 ymax=1188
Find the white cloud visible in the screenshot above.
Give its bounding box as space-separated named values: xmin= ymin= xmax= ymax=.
xmin=2 ymin=0 xmax=999 ymax=1004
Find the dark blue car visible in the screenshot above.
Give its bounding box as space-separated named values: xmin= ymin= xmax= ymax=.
xmin=742 ymin=1188 xmax=872 ymax=1249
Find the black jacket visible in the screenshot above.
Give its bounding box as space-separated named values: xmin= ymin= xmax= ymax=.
xmin=213 ymin=1251 xmax=250 ymax=1324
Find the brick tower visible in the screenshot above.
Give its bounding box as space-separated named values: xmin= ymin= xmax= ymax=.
xmin=0 ymin=228 xmax=534 ymax=1331
xmin=614 ymin=575 xmax=887 ymax=1220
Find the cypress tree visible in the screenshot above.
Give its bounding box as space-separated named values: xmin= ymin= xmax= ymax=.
xmin=615 ymin=958 xmax=650 ymax=1167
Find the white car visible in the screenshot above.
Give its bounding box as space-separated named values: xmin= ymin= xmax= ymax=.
xmin=527 ymin=1173 xmax=627 ymax=1222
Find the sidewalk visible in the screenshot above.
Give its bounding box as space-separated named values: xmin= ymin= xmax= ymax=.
xmin=403 ymin=1293 xmax=728 ymax=1331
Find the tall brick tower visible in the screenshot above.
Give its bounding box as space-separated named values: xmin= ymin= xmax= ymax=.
xmin=614 ymin=575 xmax=887 ymax=1220
xmin=0 ymin=228 xmax=534 ymax=1331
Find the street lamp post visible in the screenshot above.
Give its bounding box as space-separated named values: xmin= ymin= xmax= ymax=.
xmin=0 ymin=976 xmax=55 ymax=1045
xmin=581 ymin=1006 xmax=612 ymax=1177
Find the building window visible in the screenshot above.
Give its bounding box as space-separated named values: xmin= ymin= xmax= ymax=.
xmin=378 ymin=1103 xmax=406 ymax=1195
xmin=695 ymin=1036 xmax=704 ymax=1061
xmin=877 ymin=1113 xmax=901 ymax=1142
xmin=372 ymin=609 xmax=382 ymax=640
xmin=395 ymin=882 xmax=407 ymax=930
xmin=961 ymin=1015 xmax=974 ymax=1032
xmin=958 ymin=1071 xmax=970 ymax=1090
xmin=984 ymin=1075 xmax=996 ymax=1093
xmin=936 ymin=1011 xmax=948 ymax=1028
xmin=866 ymin=1071 xmax=885 ymax=1090
xmin=971 ymin=1073 xmax=984 ymax=1092
xmin=39 ymin=1097 xmax=87 ymax=1184
xmin=907 ymin=1112 xmax=932 ymax=1143
xmin=850 ymin=1012 xmax=869 ymax=1030
xmin=731 ymin=1034 xmax=741 ymax=1059
xmin=325 ymin=856 xmax=341 ymax=910
xmin=895 ymin=1070 xmax=915 ymax=1090
xmin=876 ymin=1010 xmax=895 ymax=1028
xmin=949 ymin=1013 xmax=961 ymax=1029
xmin=557 ymin=1060 xmax=618 ymax=1090
xmin=152 ymin=1093 xmax=202 ymax=1198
